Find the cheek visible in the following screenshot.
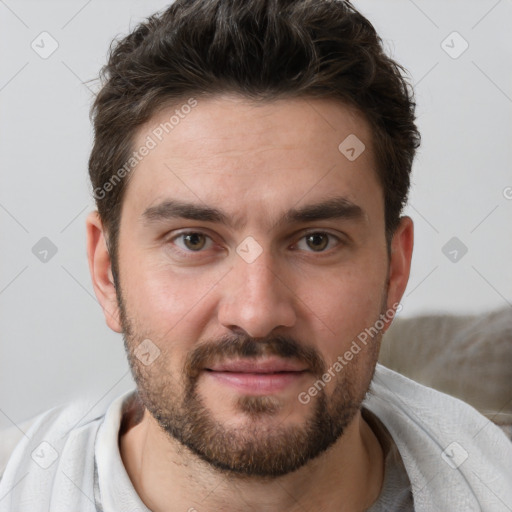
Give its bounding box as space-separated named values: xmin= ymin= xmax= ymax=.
xmin=124 ymin=270 xmax=182 ymax=322
xmin=121 ymin=259 xmax=224 ymax=345
xmin=299 ymin=262 xmax=386 ymax=360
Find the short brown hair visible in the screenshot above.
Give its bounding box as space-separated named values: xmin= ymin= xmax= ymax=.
xmin=88 ymin=0 xmax=420 ymax=284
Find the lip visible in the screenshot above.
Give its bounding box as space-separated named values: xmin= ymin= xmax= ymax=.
xmin=205 ymin=357 xmax=308 ymax=373
xmin=203 ymin=358 xmax=309 ymax=394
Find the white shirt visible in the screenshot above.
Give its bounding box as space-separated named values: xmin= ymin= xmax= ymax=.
xmin=1 ymin=364 xmax=511 ymax=511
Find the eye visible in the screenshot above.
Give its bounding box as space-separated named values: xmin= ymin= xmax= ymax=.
xmin=172 ymin=232 xmax=214 ymax=252
xmin=294 ymin=232 xmax=341 ymax=253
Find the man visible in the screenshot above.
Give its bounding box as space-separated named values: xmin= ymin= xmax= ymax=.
xmin=1 ymin=0 xmax=511 ymax=510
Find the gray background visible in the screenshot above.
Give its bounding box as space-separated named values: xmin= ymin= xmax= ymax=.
xmin=1 ymin=0 xmax=511 ymax=428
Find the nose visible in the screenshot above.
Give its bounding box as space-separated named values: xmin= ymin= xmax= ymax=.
xmin=217 ymin=249 xmax=297 ymax=338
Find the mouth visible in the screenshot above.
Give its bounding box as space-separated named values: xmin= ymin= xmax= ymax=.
xmin=203 ymin=358 xmax=309 ymax=394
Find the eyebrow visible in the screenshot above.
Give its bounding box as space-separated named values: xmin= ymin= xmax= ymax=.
xmin=141 ymin=196 xmax=366 ymax=230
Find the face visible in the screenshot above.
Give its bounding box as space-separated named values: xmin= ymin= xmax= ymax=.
xmin=88 ymin=94 xmax=412 ymax=478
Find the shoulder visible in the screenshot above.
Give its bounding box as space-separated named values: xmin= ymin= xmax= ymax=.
xmin=364 ymin=364 xmax=512 ymax=510
xmin=0 ymin=416 xmax=40 ymax=480
xmin=366 ymin=363 xmax=512 ymax=452
xmin=0 ymin=399 xmax=98 ymax=481
xmin=0 ymin=389 xmax=136 ymax=508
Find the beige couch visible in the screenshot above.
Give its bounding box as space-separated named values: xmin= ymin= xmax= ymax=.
xmin=380 ymin=307 xmax=512 ymax=440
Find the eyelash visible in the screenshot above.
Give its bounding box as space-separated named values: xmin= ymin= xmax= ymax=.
xmin=166 ymin=230 xmax=344 ymax=258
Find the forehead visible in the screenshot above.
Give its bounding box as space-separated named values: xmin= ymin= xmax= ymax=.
xmin=122 ymin=94 xmax=382 ymax=229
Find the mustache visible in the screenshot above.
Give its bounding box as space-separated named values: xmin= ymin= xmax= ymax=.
xmin=184 ymin=333 xmax=326 ymax=379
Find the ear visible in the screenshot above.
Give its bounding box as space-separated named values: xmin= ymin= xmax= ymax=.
xmin=381 ymin=215 xmax=414 ymax=333
xmin=86 ymin=211 xmax=123 ymax=333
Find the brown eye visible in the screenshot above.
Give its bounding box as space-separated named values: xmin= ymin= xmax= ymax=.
xmin=305 ymin=232 xmax=329 ymax=252
xmin=294 ymin=232 xmax=342 ymax=253
xmin=168 ymin=231 xmax=217 ymax=259
xmin=182 ymin=232 xmax=207 ymax=251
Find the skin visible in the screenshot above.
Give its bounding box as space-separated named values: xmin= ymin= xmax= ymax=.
xmin=86 ymin=94 xmax=413 ymax=512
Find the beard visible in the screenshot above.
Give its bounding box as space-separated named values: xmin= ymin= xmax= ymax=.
xmin=116 ymin=284 xmax=383 ymax=479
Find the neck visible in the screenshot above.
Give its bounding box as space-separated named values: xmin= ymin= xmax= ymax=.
xmin=119 ymin=405 xmax=384 ymax=512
